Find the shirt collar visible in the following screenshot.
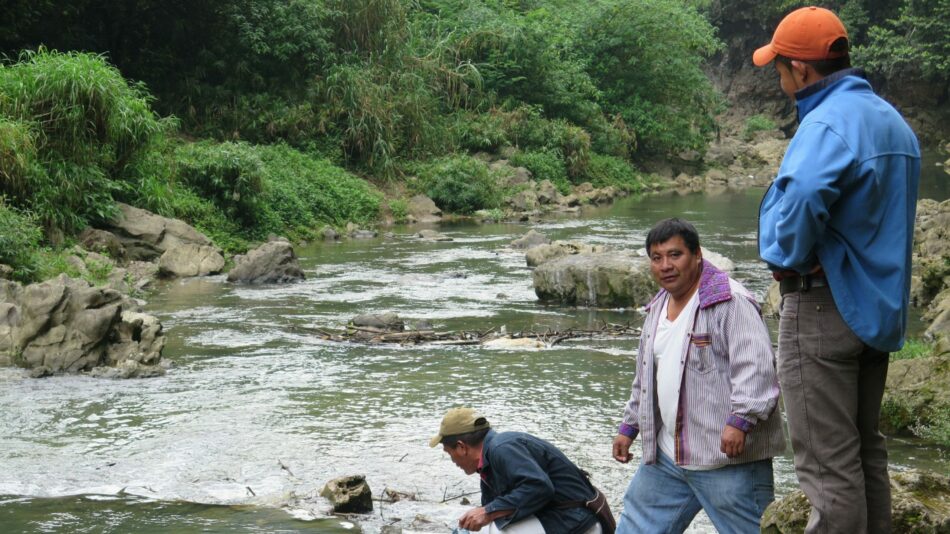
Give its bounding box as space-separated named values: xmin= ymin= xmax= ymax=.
xmin=795 ymin=68 xmax=868 ymax=121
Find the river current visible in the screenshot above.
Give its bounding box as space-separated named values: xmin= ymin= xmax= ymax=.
xmin=1 ymin=167 xmax=947 ymax=532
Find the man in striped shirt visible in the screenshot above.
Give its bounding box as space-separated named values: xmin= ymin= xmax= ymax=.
xmin=612 ymin=218 xmax=785 ymax=533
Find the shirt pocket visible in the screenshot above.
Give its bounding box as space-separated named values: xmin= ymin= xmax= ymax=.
xmin=687 ymin=333 xmax=715 ymax=375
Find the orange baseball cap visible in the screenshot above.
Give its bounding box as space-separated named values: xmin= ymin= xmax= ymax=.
xmin=753 ymin=6 xmax=849 ymax=67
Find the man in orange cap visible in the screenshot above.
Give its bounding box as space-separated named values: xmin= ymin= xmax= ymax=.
xmin=754 ymin=6 xmax=920 ymax=534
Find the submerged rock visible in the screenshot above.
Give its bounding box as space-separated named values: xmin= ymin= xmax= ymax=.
xmin=351 ymin=313 xmax=404 ymax=331
xmin=525 ymin=241 xmax=609 ymax=267
xmin=510 ymin=229 xmax=550 ymax=250
xmin=406 ymin=194 xmax=442 ymax=224
xmin=227 ymin=239 xmax=304 ymax=284
xmin=321 ymin=475 xmax=373 ymax=514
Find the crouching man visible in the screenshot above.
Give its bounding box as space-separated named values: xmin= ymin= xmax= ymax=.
xmin=612 ymin=218 xmax=786 ymax=533
xmin=432 ymin=407 xmax=608 ymax=533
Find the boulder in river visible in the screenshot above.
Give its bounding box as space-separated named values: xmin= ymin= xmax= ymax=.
xmin=227 ymin=239 xmax=305 ymax=284
xmin=321 ymin=474 xmax=373 ymax=514
xmin=532 ymin=249 xmax=734 ymax=308
xmin=158 ymin=243 xmax=226 ymax=278
xmin=351 ymin=312 xmax=404 ymax=331
xmin=760 ymin=469 xmax=950 ymax=533
xmin=0 ymin=274 xmax=166 ymax=376
xmin=510 ymin=229 xmax=550 ymax=250
xmin=525 ymin=241 xmax=609 ymax=267
xmin=406 ymin=194 xmax=442 ymax=224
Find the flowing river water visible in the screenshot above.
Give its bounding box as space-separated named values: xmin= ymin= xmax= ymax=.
xmin=1 ymin=160 xmax=948 ymax=533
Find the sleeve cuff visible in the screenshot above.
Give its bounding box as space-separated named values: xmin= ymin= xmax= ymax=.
xmin=727 ymin=414 xmax=756 ymax=433
xmin=619 ymin=423 xmax=639 ymax=439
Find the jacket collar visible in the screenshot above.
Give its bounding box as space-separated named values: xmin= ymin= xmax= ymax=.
xmin=478 ymin=429 xmax=497 ymax=473
xmin=645 ymin=259 xmax=731 ymax=311
xmin=795 ymin=68 xmax=869 ymax=121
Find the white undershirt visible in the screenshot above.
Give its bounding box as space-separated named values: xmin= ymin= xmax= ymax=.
xmin=654 ymin=291 xmax=698 ymax=461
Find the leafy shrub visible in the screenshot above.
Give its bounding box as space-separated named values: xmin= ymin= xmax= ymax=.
xmin=509 ymin=150 xmax=570 ymax=194
xmin=173 ymin=141 xmax=266 ymax=227
xmin=452 ymin=111 xmax=511 ymax=152
xmin=388 ymin=198 xmax=409 ymax=224
xmin=743 ymin=114 xmax=777 ymax=141
xmin=583 ymin=154 xmax=644 ymax=192
xmin=256 ymin=143 xmax=381 ymax=230
xmin=0 ymin=198 xmax=42 ymax=280
xmin=415 ymin=155 xmax=499 ymax=214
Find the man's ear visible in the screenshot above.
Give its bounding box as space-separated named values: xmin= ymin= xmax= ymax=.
xmin=789 ymin=60 xmax=810 ymax=83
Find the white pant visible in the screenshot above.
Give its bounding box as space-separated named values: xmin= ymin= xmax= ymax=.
xmin=487 ymin=515 xmax=603 ymax=534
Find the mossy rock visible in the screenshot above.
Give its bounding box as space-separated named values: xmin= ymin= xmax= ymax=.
xmin=761 ymin=470 xmax=950 ymax=533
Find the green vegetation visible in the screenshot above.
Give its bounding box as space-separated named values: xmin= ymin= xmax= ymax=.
xmin=891 ymin=339 xmax=934 ymax=362
xmin=743 ymin=115 xmax=777 ymax=141
xmin=0 ymin=198 xmax=42 ymax=281
xmin=413 ymin=156 xmax=500 ymax=215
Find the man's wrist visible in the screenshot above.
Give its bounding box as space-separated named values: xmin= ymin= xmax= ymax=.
xmin=726 ymin=414 xmax=755 ymax=433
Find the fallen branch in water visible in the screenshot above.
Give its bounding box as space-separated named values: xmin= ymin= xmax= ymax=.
xmin=290 ymin=322 xmax=640 ymax=347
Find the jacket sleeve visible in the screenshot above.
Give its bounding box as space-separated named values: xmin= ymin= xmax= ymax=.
xmin=482 ymin=441 xmax=556 ymax=529
xmin=619 ymin=330 xmax=646 ymax=439
xmin=760 ymin=122 xmax=855 ymax=274
xmin=723 ymin=294 xmax=780 ymax=431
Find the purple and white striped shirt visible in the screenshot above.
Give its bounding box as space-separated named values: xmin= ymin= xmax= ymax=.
xmin=619 ymin=260 xmax=785 ymax=466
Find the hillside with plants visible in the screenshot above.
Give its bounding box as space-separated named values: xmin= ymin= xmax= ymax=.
xmin=1 ymin=0 xmax=947 ymax=284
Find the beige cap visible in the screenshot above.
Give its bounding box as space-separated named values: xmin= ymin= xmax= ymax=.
xmin=429 ymin=407 xmax=490 ymax=447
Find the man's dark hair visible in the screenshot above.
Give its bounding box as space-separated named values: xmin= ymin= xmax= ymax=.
xmin=776 ymin=37 xmax=851 ymax=76
xmin=440 ymin=426 xmax=490 ymax=449
xmin=645 ymin=218 xmax=700 ymax=254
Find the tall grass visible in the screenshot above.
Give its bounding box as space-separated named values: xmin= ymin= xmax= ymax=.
xmin=0 ymin=49 xmax=162 ymax=233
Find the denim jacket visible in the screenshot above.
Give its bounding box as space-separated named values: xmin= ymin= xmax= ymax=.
xmin=619 ymin=261 xmax=785 ymax=466
xmin=479 ymin=430 xmax=597 ymax=533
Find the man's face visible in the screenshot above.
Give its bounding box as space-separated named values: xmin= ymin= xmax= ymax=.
xmin=649 ymin=235 xmax=702 ymax=300
xmin=442 ymin=442 xmax=478 ymax=475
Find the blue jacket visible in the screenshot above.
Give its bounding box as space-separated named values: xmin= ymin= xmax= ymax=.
xmin=479 ymin=430 xmax=598 ymax=533
xmin=759 ymin=69 xmax=920 ymax=352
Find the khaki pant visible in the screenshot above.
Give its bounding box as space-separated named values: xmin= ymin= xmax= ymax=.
xmin=778 ymin=286 xmax=890 ymax=534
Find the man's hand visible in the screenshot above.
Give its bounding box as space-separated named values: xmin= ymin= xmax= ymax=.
xmin=720 ymin=425 xmax=746 ymax=458
xmin=613 ymin=434 xmax=634 ymax=463
xmin=458 ymin=506 xmax=492 ymax=531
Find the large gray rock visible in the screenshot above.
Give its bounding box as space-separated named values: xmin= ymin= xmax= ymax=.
xmin=321 ymin=475 xmax=373 ymax=514
xmin=0 ymin=275 xmax=165 ymax=376
xmin=533 ymin=252 xmax=656 ymax=308
xmin=106 ymin=203 xmax=213 ymax=261
xmin=532 ymin=249 xmax=734 ymax=308
xmin=79 ymin=228 xmax=126 ymax=259
xmin=536 ymin=180 xmax=559 ymax=205
xmin=227 ymin=240 xmax=304 ymax=284
xmin=761 ymin=469 xmax=950 ymax=533
xmin=407 ymin=194 xmax=442 ymax=224
xmin=880 ymin=354 xmax=950 ymax=437
xmin=508 ymin=189 xmax=540 ymax=212
xmin=158 ymin=243 xmax=225 ymax=278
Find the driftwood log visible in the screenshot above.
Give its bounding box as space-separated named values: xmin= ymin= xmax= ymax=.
xmin=291 ymin=322 xmax=640 ymax=347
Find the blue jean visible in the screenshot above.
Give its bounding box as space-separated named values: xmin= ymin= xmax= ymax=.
xmin=616 ymin=450 xmax=774 ymax=534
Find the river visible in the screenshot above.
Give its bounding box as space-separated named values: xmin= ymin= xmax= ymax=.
xmin=1 ymin=158 xmax=947 ymax=533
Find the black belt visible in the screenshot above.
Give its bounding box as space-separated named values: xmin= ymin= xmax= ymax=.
xmin=779 ymin=274 xmax=828 ymax=296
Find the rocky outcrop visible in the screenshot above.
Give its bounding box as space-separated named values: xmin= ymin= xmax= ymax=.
xmin=350 ymin=312 xmax=404 ymax=331
xmin=761 ymin=469 xmax=950 ymax=533
xmin=532 ymin=249 xmax=734 ymax=308
xmin=227 ymin=239 xmax=305 ymax=284
xmin=0 ymin=274 xmax=166 ymax=377
xmin=105 ymin=203 xmax=214 ymax=261
xmin=880 ymin=354 xmax=950 ymax=438
xmin=321 ymin=475 xmax=373 ymax=514
xmin=911 ymin=199 xmax=950 ymax=348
